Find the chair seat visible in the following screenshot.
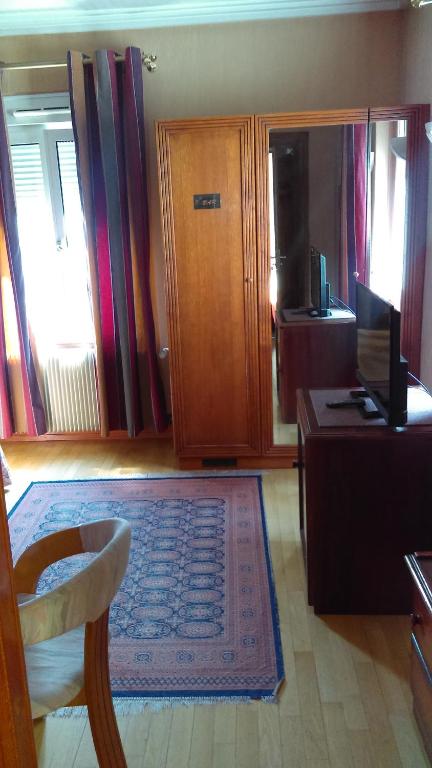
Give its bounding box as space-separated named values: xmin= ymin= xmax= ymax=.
xmin=24 ymin=625 xmax=85 ymax=719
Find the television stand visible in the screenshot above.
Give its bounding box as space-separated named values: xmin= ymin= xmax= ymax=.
xmin=276 ymin=309 xmax=356 ymax=422
xmin=297 ymin=387 xmax=432 ymax=613
xmin=349 ymin=389 xmax=368 ymax=399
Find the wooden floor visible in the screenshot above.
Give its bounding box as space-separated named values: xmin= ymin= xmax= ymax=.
xmin=2 ymin=439 xmax=429 ymax=768
xmin=272 ymin=343 xmax=297 ymax=446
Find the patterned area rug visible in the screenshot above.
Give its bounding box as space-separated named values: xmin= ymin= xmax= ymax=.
xmin=9 ymin=475 xmax=284 ymax=703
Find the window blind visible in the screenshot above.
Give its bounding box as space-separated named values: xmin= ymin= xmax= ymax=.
xmin=10 ymin=143 xmax=45 ymax=203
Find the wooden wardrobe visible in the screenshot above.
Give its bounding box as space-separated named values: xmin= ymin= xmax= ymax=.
xmin=157 ymin=116 xmax=261 ymax=466
xmin=157 ymin=107 xmax=429 ymax=468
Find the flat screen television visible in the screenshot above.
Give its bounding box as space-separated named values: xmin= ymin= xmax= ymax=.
xmin=310 ymin=247 xmax=331 ymax=317
xmin=355 ymin=282 xmax=408 ymax=427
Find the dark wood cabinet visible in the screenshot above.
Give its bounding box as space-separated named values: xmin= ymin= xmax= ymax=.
xmin=297 ymin=387 xmax=432 ymax=614
xmin=277 ymin=309 xmax=356 ymax=423
xmin=405 ymin=553 xmax=432 ymax=763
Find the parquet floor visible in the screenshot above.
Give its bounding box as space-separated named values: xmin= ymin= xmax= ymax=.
xmin=2 ymin=439 xmax=429 ymax=767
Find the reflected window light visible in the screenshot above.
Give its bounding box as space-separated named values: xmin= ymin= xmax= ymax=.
xmin=268 ymin=152 xmax=277 ymax=309
xmin=369 ymin=120 xmax=407 ymax=310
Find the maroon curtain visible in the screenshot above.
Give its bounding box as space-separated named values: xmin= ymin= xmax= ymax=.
xmin=340 ymin=124 xmax=368 ymax=311
xmin=353 ymin=125 xmax=368 ymax=288
xmin=68 ymin=48 xmax=168 ymax=436
xmin=0 ymin=93 xmax=46 ymax=437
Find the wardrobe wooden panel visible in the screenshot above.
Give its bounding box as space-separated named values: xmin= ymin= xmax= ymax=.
xmin=157 ymin=117 xmax=260 ymax=456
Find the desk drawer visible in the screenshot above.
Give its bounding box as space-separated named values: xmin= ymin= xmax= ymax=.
xmin=411 ymin=633 xmax=432 ymax=763
xmin=413 ymin=586 xmax=432 ymax=675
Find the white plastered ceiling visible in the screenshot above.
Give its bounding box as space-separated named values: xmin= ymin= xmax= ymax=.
xmin=0 ymin=0 xmax=408 ymax=37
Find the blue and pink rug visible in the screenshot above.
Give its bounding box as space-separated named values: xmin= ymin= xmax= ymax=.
xmin=9 ymin=475 xmax=284 ymax=704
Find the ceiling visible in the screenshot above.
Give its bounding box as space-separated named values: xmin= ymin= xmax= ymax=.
xmin=0 ymin=0 xmax=408 ymax=37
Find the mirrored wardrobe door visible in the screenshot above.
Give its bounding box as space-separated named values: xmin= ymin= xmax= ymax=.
xmin=369 ymin=105 xmax=429 ymax=377
xmin=256 ymin=110 xmax=369 ymax=454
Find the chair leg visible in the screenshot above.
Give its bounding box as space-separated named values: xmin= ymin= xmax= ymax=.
xmin=84 ymin=610 xmax=127 ymax=768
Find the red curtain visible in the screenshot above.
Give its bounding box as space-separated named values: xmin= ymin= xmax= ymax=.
xmin=339 ymin=124 xmax=368 ymax=310
xmin=68 ymin=48 xmax=168 ymax=436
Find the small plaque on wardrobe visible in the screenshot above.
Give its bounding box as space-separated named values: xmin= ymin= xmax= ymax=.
xmin=193 ymin=194 xmax=221 ymax=209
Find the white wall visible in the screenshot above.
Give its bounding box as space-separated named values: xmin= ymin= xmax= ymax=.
xmin=0 ymin=14 xmax=404 ymax=351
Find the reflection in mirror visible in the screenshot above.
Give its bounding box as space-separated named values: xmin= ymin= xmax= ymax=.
xmin=368 ymin=119 xmax=407 ymax=311
xmin=270 ymin=124 xmax=360 ymax=445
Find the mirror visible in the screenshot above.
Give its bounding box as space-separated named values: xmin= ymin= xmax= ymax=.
xmin=368 ymin=118 xmax=407 ymax=312
xmin=269 ymin=121 xmax=361 ymax=446
xmin=258 ymin=106 xmax=427 ymax=453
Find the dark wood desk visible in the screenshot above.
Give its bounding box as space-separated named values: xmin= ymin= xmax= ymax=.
xmin=277 ymin=309 xmax=356 ymax=423
xmin=297 ymin=387 xmax=432 ymax=614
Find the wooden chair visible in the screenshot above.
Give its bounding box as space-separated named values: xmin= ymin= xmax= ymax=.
xmin=14 ymin=517 xmax=131 ymax=768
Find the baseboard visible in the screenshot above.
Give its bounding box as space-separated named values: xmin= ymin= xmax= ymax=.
xmin=178 ymin=453 xmax=297 ymax=470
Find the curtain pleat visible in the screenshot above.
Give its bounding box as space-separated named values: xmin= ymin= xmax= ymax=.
xmin=0 ymin=219 xmax=13 ymax=437
xmin=353 ymin=124 xmax=368 ymax=288
xmin=344 ymin=124 xmax=368 ymax=311
xmin=123 ymin=47 xmax=168 ymax=433
xmin=95 ymin=50 xmax=141 ymax=437
xmin=339 ymin=130 xmax=349 ymax=305
xmin=0 ymin=91 xmax=46 ymax=436
xmin=67 ymin=51 xmax=109 ymax=437
xmin=68 ymin=48 xmax=168 ymax=437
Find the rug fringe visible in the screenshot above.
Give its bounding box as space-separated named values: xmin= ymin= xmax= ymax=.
xmin=48 ymin=694 xmax=279 ymax=718
xmin=141 ymin=470 xmax=268 ymax=478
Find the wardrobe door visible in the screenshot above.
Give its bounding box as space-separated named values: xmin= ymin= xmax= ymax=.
xmin=157 ymin=116 xmax=260 ymax=457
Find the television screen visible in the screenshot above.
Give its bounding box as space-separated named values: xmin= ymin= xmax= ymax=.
xmin=356 ymin=286 xmax=392 ymax=404
xmin=356 ymin=283 xmax=407 ymax=426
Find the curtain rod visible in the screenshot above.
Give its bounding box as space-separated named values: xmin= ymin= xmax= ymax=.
xmin=0 ymin=53 xmax=157 ymax=73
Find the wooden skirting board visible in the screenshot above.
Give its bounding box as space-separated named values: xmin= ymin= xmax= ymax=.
xmin=1 ymin=427 xmax=173 ymax=442
xmin=178 ymin=451 xmax=297 ymax=470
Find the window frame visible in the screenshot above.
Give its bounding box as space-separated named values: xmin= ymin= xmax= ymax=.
xmin=5 ymin=92 xmax=73 ymax=249
xmin=8 ymin=124 xmax=76 ymax=250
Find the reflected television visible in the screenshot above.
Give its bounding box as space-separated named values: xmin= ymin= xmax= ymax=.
xmin=356 ymin=283 xmax=408 ymax=427
xmin=310 ymin=247 xmax=331 ymax=317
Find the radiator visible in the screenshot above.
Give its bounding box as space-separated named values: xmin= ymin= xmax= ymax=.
xmin=43 ymin=346 xmax=100 ymax=433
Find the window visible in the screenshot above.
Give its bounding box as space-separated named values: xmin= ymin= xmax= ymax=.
xmin=8 ymin=120 xmax=94 ymax=357
xmin=4 ymin=94 xmax=99 ymax=433
xmin=11 ymin=128 xmax=94 ymax=355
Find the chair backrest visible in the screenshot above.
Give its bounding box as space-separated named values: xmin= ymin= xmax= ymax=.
xmin=18 ymin=518 xmax=131 ymax=646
